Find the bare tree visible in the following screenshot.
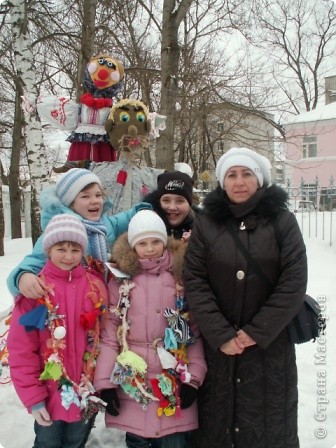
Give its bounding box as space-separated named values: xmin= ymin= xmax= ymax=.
xmin=247 ymin=0 xmax=336 ymax=114
xmin=78 ymin=0 xmax=97 ymax=96
xmin=10 ymin=0 xmax=49 ymax=244
xmin=154 ymin=0 xmax=193 ymax=170
xmin=9 ymin=85 xmax=25 ymax=239
xmin=0 ymin=164 xmax=4 ymax=256
xmin=1 ymin=0 xmax=334 ymax=205
xmin=1 ymin=0 xmax=97 ymax=240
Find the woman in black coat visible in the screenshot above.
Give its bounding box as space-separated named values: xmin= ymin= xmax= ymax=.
xmin=183 ymin=147 xmax=307 ymax=448
xmin=143 ymin=171 xmax=197 ymax=240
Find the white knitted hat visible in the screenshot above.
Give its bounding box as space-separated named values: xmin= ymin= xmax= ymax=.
xmin=215 ymin=147 xmax=272 ymax=188
xmin=128 ymin=210 xmax=168 ymax=248
xmin=174 ymin=162 xmax=193 ymax=178
xmin=43 ymin=214 xmax=88 ymax=253
xmin=56 ymin=168 xmax=102 ymax=206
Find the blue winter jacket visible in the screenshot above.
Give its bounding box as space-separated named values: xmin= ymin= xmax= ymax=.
xmin=7 ymin=185 xmax=152 ymax=296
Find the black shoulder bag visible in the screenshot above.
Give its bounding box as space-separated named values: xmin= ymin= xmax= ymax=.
xmin=226 ymin=221 xmax=326 ymax=344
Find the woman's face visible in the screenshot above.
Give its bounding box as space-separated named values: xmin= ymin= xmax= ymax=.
xmin=223 ymin=166 xmax=259 ymax=204
xmin=160 ymin=194 xmax=190 ymax=227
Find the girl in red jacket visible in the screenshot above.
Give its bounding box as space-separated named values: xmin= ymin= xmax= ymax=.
xmin=8 ymin=214 xmax=108 ymax=448
xmin=94 ymin=210 xmax=207 ymax=448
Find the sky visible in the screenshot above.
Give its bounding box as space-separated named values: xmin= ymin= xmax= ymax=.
xmin=0 ymin=212 xmax=336 ymax=448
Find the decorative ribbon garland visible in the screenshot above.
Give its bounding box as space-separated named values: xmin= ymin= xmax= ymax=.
xmin=19 ymin=273 xmax=107 ymax=421
xmin=110 ymin=278 xmax=196 ymax=417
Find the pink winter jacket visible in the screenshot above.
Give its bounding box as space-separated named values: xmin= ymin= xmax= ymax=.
xmin=94 ymin=235 xmax=207 ymax=438
xmin=7 ymin=260 xmax=107 ymax=423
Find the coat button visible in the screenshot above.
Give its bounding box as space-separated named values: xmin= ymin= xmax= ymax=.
xmin=155 ymin=431 xmax=160 ymax=436
xmin=234 ymin=427 xmax=239 ymax=432
xmin=236 ymin=378 xmax=241 ymax=383
xmin=236 ymin=270 xmax=245 ymax=280
xmin=156 ymin=309 xmax=160 ymax=313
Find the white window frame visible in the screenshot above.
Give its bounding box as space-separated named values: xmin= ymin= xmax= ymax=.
xmin=302 ymin=136 xmax=317 ymax=158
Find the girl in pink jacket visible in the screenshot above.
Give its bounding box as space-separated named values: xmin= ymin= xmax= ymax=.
xmin=8 ymin=214 xmax=108 ymax=448
xmin=94 ymin=210 xmax=207 ymax=448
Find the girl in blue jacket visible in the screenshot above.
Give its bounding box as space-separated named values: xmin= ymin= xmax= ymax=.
xmin=7 ymin=168 xmax=151 ymax=298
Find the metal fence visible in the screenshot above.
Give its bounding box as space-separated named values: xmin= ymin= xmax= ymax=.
xmin=195 ymin=179 xmax=336 ymax=246
xmin=284 ymin=179 xmax=336 ymax=246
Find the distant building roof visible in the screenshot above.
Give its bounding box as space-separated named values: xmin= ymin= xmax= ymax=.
xmin=284 ymin=102 xmax=336 ymax=125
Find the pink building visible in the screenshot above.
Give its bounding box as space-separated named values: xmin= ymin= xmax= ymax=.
xmin=284 ymin=76 xmax=336 ymax=189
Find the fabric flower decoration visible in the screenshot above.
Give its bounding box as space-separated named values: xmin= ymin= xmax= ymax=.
xmin=116 ymin=170 xmax=127 ymax=185
xmin=157 ymin=346 xmax=177 ymax=370
xmin=150 ymin=378 xmax=171 ymax=410
xmin=164 ymin=308 xmax=196 ymax=345
xmin=110 ymin=362 xmax=128 ymax=385
xmin=141 ymin=185 xmax=149 ymax=196
xmin=164 ymin=327 xmax=178 ymax=350
xmin=19 ymin=305 xmax=48 ymax=332
xmin=80 ymin=309 xmax=101 ymax=330
xmin=61 ymin=384 xmax=81 ymax=410
xmin=39 ymin=361 xmax=62 ymax=381
xmin=117 ymin=350 xmax=147 ymax=376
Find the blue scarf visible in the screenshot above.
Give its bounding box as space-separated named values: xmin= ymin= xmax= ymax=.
xmin=82 ymin=219 xmax=109 ymax=263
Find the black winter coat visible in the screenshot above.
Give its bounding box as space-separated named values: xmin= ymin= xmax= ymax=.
xmin=183 ymin=185 xmax=307 ymax=448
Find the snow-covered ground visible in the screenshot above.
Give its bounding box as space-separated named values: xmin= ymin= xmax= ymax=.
xmin=0 ymin=212 xmax=335 ymax=447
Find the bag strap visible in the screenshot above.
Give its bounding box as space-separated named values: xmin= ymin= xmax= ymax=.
xmin=225 ymin=222 xmax=273 ymax=291
xmin=271 ymin=217 xmax=282 ymax=251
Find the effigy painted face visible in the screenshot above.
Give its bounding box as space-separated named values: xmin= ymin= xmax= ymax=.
xmin=87 ymin=55 xmax=124 ymax=90
xmin=105 ymin=99 xmax=151 ymax=154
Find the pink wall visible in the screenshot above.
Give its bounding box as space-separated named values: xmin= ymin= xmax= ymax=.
xmin=285 ymin=120 xmax=336 ymax=188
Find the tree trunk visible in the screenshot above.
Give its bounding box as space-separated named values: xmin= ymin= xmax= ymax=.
xmin=156 ymin=0 xmax=193 ymax=170
xmin=0 ymin=175 xmax=4 ymax=256
xmin=76 ymin=0 xmax=97 ymax=101
xmin=10 ymin=0 xmax=49 ymax=245
xmin=9 ymin=85 xmax=24 ymax=239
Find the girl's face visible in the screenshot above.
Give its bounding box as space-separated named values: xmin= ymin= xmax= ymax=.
xmin=223 ymin=166 xmax=259 ymax=204
xmin=159 ymin=194 xmax=190 ymax=227
xmin=71 ymin=183 xmax=104 ymax=221
xmin=134 ymin=237 xmax=165 ymax=260
xmin=48 ymin=242 xmax=83 ymax=271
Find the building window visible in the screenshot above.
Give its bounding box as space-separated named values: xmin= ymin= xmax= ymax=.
xmin=302 ymin=136 xmax=317 ymax=158
xmin=217 ymin=122 xmax=224 ymax=132
xmin=275 ymin=165 xmax=284 ymax=183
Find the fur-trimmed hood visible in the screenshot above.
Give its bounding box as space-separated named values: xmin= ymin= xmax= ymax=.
xmin=111 ymin=233 xmax=186 ymax=279
xmin=203 ymin=184 xmax=289 ymax=224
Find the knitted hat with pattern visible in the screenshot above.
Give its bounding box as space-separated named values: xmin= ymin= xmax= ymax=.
xmin=215 ymin=147 xmax=272 ymax=188
xmin=157 ymin=171 xmax=193 ymax=205
xmin=128 ymin=210 xmax=168 ymax=248
xmin=56 ymin=168 xmax=102 ymax=206
xmin=43 ymin=214 xmax=88 ymax=253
